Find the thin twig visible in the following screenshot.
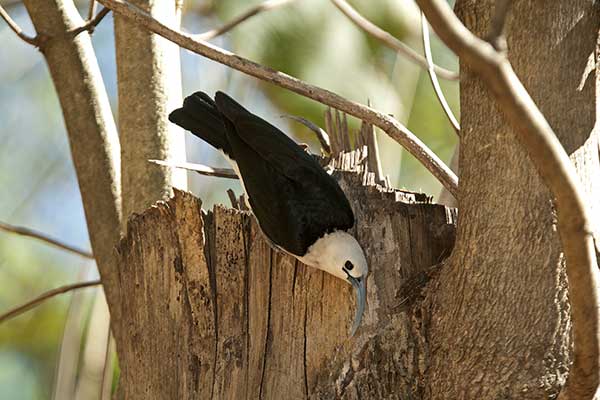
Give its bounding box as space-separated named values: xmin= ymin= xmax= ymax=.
xmin=280 ymin=114 xmax=331 ymax=154
xmin=487 ymin=0 xmax=512 ymax=51
xmin=195 ymin=0 xmax=295 ymax=41
xmin=149 ymin=159 xmax=238 ymax=179
xmin=0 ymin=280 xmax=101 ymax=324
xmin=421 ymin=13 xmax=460 ymax=135
xmin=0 ymin=221 xmax=94 ymax=259
xmin=0 ymin=4 xmax=38 ymax=45
xmin=97 ymin=0 xmax=458 ymax=196
xmin=416 ymin=0 xmax=599 ymax=397
xmin=87 ymin=0 xmax=98 ymax=21
xmin=69 ymin=7 xmax=111 ymax=36
xmin=329 ymin=0 xmax=458 ymax=81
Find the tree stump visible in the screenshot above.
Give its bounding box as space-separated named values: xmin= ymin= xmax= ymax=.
xmin=115 ymin=150 xmax=456 ymax=399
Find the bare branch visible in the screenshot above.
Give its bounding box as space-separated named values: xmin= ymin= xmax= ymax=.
xmin=0 ymin=3 xmax=38 ymax=45
xmin=97 ymin=0 xmax=458 ymax=196
xmin=416 ymin=0 xmax=600 ymax=397
xmin=149 ymin=159 xmax=238 ymax=179
xmin=280 ymin=114 xmax=331 ymax=154
xmin=195 ymin=0 xmax=295 ymax=41
xmin=0 ymin=221 xmax=94 ymax=259
xmin=68 ymin=7 xmax=110 ymax=37
xmin=329 ymin=0 xmax=458 ymax=81
xmin=421 ymin=13 xmax=460 ymax=135
xmin=487 ymin=0 xmax=512 ymax=51
xmin=0 ymin=280 xmax=101 ymax=324
xmin=87 ymin=0 xmax=97 ymax=21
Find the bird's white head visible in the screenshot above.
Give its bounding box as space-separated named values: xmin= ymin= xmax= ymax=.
xmin=299 ymin=230 xmax=368 ymax=336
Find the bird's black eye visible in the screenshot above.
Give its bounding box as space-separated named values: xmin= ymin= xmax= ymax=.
xmin=344 ymin=260 xmax=354 ymax=271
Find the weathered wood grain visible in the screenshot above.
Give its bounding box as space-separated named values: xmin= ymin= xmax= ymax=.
xmin=114 ymin=151 xmax=456 ymax=399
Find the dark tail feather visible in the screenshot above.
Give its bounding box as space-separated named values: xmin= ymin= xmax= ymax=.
xmin=214 ymin=91 xmax=254 ymax=123
xmin=169 ymin=91 xmax=233 ymax=157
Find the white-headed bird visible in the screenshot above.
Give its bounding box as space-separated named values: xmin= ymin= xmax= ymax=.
xmin=169 ymin=91 xmax=368 ymax=335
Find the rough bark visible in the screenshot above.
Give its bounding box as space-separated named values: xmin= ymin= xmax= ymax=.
xmin=425 ymin=1 xmax=600 ymax=398
xmin=114 ymin=0 xmax=187 ymax=223
xmin=114 ymin=151 xmax=456 ymax=399
xmin=22 ymin=0 xmax=123 ymax=323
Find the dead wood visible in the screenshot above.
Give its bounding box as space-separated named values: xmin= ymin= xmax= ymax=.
xmin=114 ymin=150 xmax=456 ymax=399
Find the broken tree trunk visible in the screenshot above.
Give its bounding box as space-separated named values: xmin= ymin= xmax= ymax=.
xmin=114 ymin=149 xmax=455 ymax=399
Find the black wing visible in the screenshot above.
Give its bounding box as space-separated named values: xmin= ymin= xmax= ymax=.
xmin=168 ymin=91 xmax=234 ymax=158
xmin=214 ymin=91 xmax=354 ymax=256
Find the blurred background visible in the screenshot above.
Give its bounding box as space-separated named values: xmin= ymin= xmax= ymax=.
xmin=0 ymin=0 xmax=458 ymax=398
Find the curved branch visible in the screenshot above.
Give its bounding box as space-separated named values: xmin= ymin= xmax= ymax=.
xmin=0 ymin=280 xmax=101 ymax=324
xmin=421 ymin=13 xmax=460 ymax=135
xmin=416 ymin=0 xmax=599 ymax=397
xmin=195 ymin=0 xmax=295 ymax=41
xmin=329 ymin=0 xmax=458 ymax=81
xmin=96 ymin=0 xmax=459 ymax=197
xmin=0 ymin=4 xmax=38 ymax=45
xmin=0 ymin=221 xmax=94 ymax=259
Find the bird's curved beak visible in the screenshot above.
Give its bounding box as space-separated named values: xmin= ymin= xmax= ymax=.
xmin=346 ymin=274 xmax=366 ymax=337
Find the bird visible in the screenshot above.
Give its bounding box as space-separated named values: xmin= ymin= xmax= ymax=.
xmin=169 ymin=91 xmax=368 ymax=336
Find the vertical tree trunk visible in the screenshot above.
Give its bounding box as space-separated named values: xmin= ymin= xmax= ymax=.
xmin=426 ymin=1 xmax=600 ymax=398
xmin=113 ymin=151 xmax=456 ymax=399
xmin=114 ymin=0 xmax=187 ymax=221
xmin=22 ymin=0 xmax=124 ymax=323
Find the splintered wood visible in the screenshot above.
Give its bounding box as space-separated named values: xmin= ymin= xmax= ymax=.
xmin=115 ymin=162 xmax=456 ymax=399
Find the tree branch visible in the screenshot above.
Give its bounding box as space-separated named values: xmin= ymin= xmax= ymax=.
xmin=421 ymin=13 xmax=460 ymax=135
xmin=195 ymin=0 xmax=295 ymax=41
xmin=0 ymin=3 xmax=38 ymax=45
xmin=96 ymin=0 xmax=459 ymax=197
xmin=415 ymin=0 xmax=600 ymax=397
xmin=0 ymin=280 xmax=101 ymax=324
xmin=329 ymin=0 xmax=458 ymax=81
xmin=0 ymin=221 xmax=94 ymax=259
xmin=68 ymin=6 xmax=110 ymax=36
xmin=149 ymin=159 xmax=238 ymax=179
